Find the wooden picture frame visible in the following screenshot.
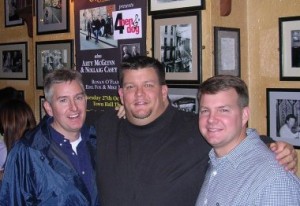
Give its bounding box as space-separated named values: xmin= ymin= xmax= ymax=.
xmin=152 ymin=12 xmax=201 ymax=85
xmin=0 ymin=42 xmax=28 ymax=80
xmin=267 ymin=88 xmax=300 ymax=147
xmin=279 ymin=16 xmax=300 ymax=81
xmin=168 ymin=85 xmax=199 ymax=114
xmin=35 ymin=40 xmax=73 ymax=89
xmin=148 ymin=0 xmax=204 ymax=15
xmin=36 ymin=0 xmax=69 ymax=35
xmin=214 ymin=27 xmax=240 ymax=77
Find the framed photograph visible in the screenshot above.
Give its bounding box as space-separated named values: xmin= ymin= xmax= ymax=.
xmin=0 ymin=42 xmax=28 ymax=80
xmin=36 ymin=40 xmax=73 ymax=89
xmin=279 ymin=16 xmax=300 ymax=81
xmin=214 ymin=27 xmax=240 ymax=77
xmin=267 ymin=88 xmax=300 ymax=147
xmin=4 ymin=0 xmax=24 ymax=27
xmin=168 ymin=85 xmax=199 ymax=114
xmin=148 ymin=0 xmax=204 ymax=15
xmin=152 ymin=12 xmax=201 ymax=85
xmin=39 ymin=96 xmax=46 ymax=120
xmin=36 ymin=0 xmax=69 ymax=35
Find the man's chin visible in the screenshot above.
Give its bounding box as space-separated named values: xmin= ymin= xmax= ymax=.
xmin=132 ymin=112 xmax=151 ymax=120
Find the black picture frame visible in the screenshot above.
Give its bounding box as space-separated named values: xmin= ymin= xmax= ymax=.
xmin=214 ymin=27 xmax=240 ymax=77
xmin=148 ymin=0 xmax=204 ymax=15
xmin=152 ymin=11 xmax=201 ymax=85
xmin=279 ymin=16 xmax=300 ymax=81
xmin=0 ymin=42 xmax=28 ymax=80
xmin=36 ymin=0 xmax=69 ymax=35
xmin=266 ymin=88 xmax=300 ymax=148
xmin=4 ymin=0 xmax=24 ymax=27
xmin=168 ymin=85 xmax=199 ymax=114
xmin=35 ymin=40 xmax=73 ymax=89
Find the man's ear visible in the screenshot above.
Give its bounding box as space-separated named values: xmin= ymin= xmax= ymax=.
xmin=43 ymin=101 xmax=53 ymax=117
xmin=162 ymin=85 xmax=169 ymax=102
xmin=242 ymin=106 xmax=250 ymax=126
xmin=118 ymin=88 xmax=124 ymax=105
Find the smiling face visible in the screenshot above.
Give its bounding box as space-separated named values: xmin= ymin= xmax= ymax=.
xmin=118 ymin=67 xmax=169 ymax=126
xmin=287 ymin=117 xmax=296 ymax=129
xmin=198 ymin=88 xmax=249 ymax=157
xmin=43 ymin=80 xmax=87 ymax=141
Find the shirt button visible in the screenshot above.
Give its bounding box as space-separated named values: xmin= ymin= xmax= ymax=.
xmin=72 ymin=152 xmax=75 ymax=155
xmin=82 ymin=171 xmax=85 ymax=175
xmin=59 ymin=143 xmax=63 ymax=146
xmin=64 ymin=139 xmax=67 ymax=142
xmin=212 ymin=170 xmax=217 ymax=176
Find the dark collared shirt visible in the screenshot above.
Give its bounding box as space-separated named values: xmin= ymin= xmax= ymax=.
xmin=49 ymin=121 xmax=94 ymax=197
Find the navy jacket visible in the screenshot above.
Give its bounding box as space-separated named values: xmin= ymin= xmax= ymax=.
xmin=0 ymin=116 xmax=99 ymax=205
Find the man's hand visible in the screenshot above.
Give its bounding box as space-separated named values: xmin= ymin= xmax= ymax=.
xmin=115 ymin=105 xmax=126 ymax=119
xmin=270 ymin=141 xmax=298 ymax=173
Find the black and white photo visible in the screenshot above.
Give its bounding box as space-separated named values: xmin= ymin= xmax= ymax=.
xmin=152 ymin=12 xmax=200 ymax=85
xmin=279 ymin=16 xmax=300 ymax=81
xmin=4 ymin=0 xmax=24 ymax=27
xmin=168 ymin=86 xmax=199 ymax=114
xmin=267 ymin=88 xmax=300 ymax=147
xmin=0 ymin=42 xmax=27 ymax=80
xmin=37 ymin=0 xmax=69 ymax=35
xmin=36 ymin=40 xmax=73 ymax=89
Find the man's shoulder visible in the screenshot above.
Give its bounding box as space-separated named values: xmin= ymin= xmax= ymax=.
xmin=94 ymin=109 xmax=121 ymax=128
xmin=171 ymin=107 xmax=198 ymax=123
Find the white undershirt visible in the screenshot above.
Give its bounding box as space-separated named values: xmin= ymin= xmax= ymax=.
xmin=70 ymin=135 xmax=82 ymax=154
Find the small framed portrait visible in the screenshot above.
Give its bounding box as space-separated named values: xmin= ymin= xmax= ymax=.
xmin=279 ymin=16 xmax=300 ymax=81
xmin=267 ymin=88 xmax=300 ymax=147
xmin=36 ymin=0 xmax=69 ymax=35
xmin=4 ymin=0 xmax=24 ymax=27
xmin=152 ymin=11 xmax=201 ymax=85
xmin=148 ymin=0 xmax=204 ymax=15
xmin=0 ymin=42 xmax=28 ymax=80
xmin=214 ymin=27 xmax=241 ymax=77
xmin=168 ymin=85 xmax=199 ymax=114
xmin=36 ymin=40 xmax=73 ymax=89
xmin=120 ymin=43 xmax=141 ymax=61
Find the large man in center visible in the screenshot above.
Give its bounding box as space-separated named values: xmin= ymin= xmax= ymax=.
xmin=95 ymin=56 xmax=210 ymax=205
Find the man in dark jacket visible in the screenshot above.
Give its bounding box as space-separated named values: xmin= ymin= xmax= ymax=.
xmin=0 ymin=69 xmax=99 ymax=205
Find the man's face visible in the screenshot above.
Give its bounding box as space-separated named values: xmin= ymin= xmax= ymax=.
xmin=118 ymin=67 xmax=168 ymax=126
xmin=44 ymin=80 xmax=87 ymax=140
xmin=287 ymin=118 xmax=296 ymax=128
xmin=198 ymin=88 xmax=249 ymax=157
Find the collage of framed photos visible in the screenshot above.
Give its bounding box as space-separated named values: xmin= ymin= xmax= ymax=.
xmin=266 ymin=16 xmax=300 ymax=147
xmin=148 ymin=0 xmax=204 ymax=114
xmin=3 ymin=0 xmax=71 ymax=120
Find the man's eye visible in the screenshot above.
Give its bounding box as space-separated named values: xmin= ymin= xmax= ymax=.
xmin=76 ymin=95 xmax=85 ymax=101
xmin=125 ymin=85 xmax=134 ymax=90
xmin=199 ymin=109 xmax=208 ymax=114
xmin=145 ymin=84 xmax=154 ymax=88
xmin=59 ymin=98 xmax=68 ymax=103
xmin=219 ymin=108 xmax=229 ymax=113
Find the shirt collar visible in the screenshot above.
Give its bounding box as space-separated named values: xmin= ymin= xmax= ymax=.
xmin=209 ymin=128 xmax=260 ymax=169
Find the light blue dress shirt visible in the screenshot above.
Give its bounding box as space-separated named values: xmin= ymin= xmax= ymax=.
xmin=195 ymin=128 xmax=300 ymax=205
